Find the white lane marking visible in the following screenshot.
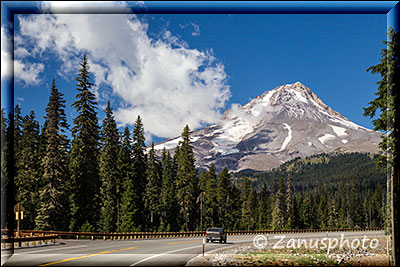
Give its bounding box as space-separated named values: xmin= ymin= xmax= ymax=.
xmin=13 ymin=245 xmax=88 ymax=255
xmin=130 ymin=244 xmax=204 ymax=266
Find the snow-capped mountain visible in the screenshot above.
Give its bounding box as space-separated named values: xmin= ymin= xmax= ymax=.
xmin=155 ymin=82 xmax=381 ymax=172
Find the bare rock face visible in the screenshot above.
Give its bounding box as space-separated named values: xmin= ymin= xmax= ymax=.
xmin=155 ymin=82 xmax=381 ymax=172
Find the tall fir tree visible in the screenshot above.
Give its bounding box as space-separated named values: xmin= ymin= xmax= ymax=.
xmin=227 ymin=183 xmax=241 ymax=230
xmin=118 ymin=127 xmax=139 ymax=232
xmin=249 ymin=190 xmax=258 ymax=229
xmin=217 ymin=167 xmax=231 ymax=228
xmin=205 ymin=164 xmax=218 ymax=228
xmin=15 ymin=111 xmax=42 ymax=229
xmin=198 ymin=170 xmax=208 ymax=229
xmin=144 ymin=142 xmax=162 ymax=230
xmin=285 ymin=176 xmax=294 ymax=229
xmin=240 ymin=177 xmax=252 ymax=230
xmin=160 ymin=148 xmax=178 ymax=231
xmin=69 ymin=54 xmax=100 ymax=231
xmin=176 ymin=125 xmax=198 ymax=231
xmin=327 ymin=195 xmax=339 ymax=228
xmin=36 ymin=79 xmax=70 ymax=230
xmin=98 ymin=101 xmax=119 ymax=232
xmin=317 ymin=190 xmax=328 ymax=229
xmin=132 ymin=115 xmax=147 ymax=230
xmin=271 ymin=177 xmax=285 ymax=230
xmin=257 ymin=185 xmax=271 ymax=229
xmin=363 ymin=27 xmax=399 ymax=264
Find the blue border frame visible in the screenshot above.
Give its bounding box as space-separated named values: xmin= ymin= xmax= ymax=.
xmin=1 ymin=0 xmax=399 ymax=261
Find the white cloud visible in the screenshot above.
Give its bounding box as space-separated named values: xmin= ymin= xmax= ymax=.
xmin=14 ymin=60 xmax=44 ymax=85
xmin=1 ymin=27 xmax=12 ymax=78
xmin=2 ymin=26 xmax=44 ymax=85
xmin=15 ymin=6 xmax=231 ymax=140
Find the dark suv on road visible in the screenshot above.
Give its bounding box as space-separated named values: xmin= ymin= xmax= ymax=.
xmin=205 ymin=228 xmax=227 ymax=243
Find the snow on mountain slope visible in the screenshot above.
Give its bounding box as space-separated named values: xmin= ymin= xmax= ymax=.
xmin=155 ymin=82 xmax=381 ymax=172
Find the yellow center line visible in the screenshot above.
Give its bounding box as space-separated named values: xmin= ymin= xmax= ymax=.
xmin=38 ymin=246 xmax=136 ymax=266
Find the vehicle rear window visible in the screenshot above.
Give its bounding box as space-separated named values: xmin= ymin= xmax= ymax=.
xmin=207 ymin=228 xmax=220 ymax=231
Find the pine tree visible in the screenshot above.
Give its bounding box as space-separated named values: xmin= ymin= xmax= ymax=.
xmin=308 ymin=195 xmax=318 ymax=229
xmin=69 ymin=54 xmax=100 ymax=231
xmin=363 ymin=28 xmax=399 ymax=264
xmin=199 ymin=163 xmax=218 ymax=228
xmin=317 ymin=190 xmax=328 ymax=229
xmin=249 ymin=190 xmax=258 ymax=229
xmin=228 ymin=184 xmax=242 ymax=230
xmin=36 ymin=78 xmax=70 ymax=230
xmin=160 ymin=148 xmax=178 ymax=231
xmin=132 ymin=115 xmax=147 ymax=230
xmin=119 ymin=127 xmax=140 ymax=232
xmin=257 ymin=185 xmax=271 ymax=229
xmin=206 ymin=164 xmax=218 ymax=227
xmin=176 ymin=125 xmax=198 ymax=231
xmin=271 ymin=177 xmax=285 ymax=230
xmin=285 ymin=176 xmax=294 ymax=229
xmin=291 ymin=195 xmax=300 ymax=229
xmin=349 ymin=178 xmax=363 ymax=227
xmin=145 ymin=142 xmax=162 ymax=230
xmin=15 ymin=111 xmax=42 ymax=229
xmin=216 ymin=167 xmax=231 ymax=228
xmin=98 ymin=101 xmax=119 ymax=232
xmin=327 ymin=195 xmax=339 ymax=228
xmin=240 ymin=177 xmax=252 ymax=230
xmin=198 ymin=170 xmax=208 ymax=229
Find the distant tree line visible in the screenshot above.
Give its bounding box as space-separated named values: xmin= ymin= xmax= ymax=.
xmin=233 ymin=153 xmax=388 ymax=230
xmin=0 ymin=55 xmax=387 ymax=232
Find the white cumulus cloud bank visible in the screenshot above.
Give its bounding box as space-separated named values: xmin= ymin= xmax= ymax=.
xmin=15 ymin=9 xmax=231 ymax=139
xmin=2 ymin=27 xmax=44 ymax=85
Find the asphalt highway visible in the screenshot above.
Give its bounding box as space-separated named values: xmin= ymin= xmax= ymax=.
xmin=2 ymin=231 xmax=384 ymax=266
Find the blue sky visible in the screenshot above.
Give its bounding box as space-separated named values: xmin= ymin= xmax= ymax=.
xmin=1 ymin=2 xmax=387 ymax=143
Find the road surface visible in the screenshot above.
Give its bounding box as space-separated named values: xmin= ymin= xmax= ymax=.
xmin=2 ymin=231 xmax=384 ymax=266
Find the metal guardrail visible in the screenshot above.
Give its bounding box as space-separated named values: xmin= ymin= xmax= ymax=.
xmin=226 ymin=227 xmax=383 ymax=235
xmin=1 ymin=227 xmax=383 ymax=247
xmin=1 ymin=232 xmax=58 ymax=249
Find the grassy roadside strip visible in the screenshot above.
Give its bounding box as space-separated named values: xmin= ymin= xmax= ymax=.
xmin=186 ymin=236 xmax=390 ymax=266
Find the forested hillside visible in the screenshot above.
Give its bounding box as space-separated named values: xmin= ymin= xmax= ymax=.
xmin=233 ymin=152 xmax=387 ymax=229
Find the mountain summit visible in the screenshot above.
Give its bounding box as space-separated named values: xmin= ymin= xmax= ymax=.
xmin=155 ymin=82 xmax=381 ymax=172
